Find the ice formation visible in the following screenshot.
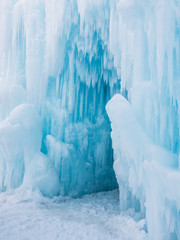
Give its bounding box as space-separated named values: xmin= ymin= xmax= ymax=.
xmin=106 ymin=0 xmax=180 ymax=239
xmin=0 ymin=0 xmax=120 ymax=196
xmin=0 ymin=0 xmax=180 ymax=239
xmin=106 ymin=95 xmax=180 ymax=240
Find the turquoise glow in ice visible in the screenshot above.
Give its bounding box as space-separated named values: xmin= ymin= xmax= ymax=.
xmin=0 ymin=0 xmax=119 ymax=197
xmin=0 ymin=0 xmax=180 ymax=239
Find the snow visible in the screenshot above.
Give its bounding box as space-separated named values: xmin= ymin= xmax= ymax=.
xmin=0 ymin=190 xmax=147 ymax=240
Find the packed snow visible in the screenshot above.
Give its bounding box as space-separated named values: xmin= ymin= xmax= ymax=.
xmin=0 ymin=189 xmax=147 ymax=240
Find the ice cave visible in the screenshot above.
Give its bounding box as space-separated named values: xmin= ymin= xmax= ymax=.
xmin=0 ymin=0 xmax=180 ymax=239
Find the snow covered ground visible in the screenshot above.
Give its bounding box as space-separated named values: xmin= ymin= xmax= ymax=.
xmin=0 ymin=189 xmax=147 ymax=240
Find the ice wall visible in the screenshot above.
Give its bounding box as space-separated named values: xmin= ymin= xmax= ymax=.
xmin=106 ymin=0 xmax=180 ymax=239
xmin=109 ymin=0 xmax=180 ymax=154
xmin=42 ymin=0 xmax=120 ymax=195
xmin=107 ymin=95 xmax=180 ymax=240
xmin=0 ymin=0 xmax=119 ymax=196
xmin=1 ymin=0 xmax=180 ymax=238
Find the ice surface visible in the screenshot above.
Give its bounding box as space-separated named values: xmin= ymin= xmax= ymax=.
xmin=0 ymin=189 xmax=147 ymax=240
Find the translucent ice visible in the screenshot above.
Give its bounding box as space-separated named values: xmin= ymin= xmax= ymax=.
xmin=106 ymin=0 xmax=180 ymax=238
xmin=0 ymin=0 xmax=119 ymax=196
xmin=0 ymin=0 xmax=180 ymax=239
xmin=0 ymin=104 xmax=60 ymax=196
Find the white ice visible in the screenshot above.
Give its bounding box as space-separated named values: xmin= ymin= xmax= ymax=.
xmin=106 ymin=94 xmax=180 ymax=240
xmin=0 ymin=189 xmax=147 ymax=240
xmin=0 ymin=0 xmax=180 ymax=239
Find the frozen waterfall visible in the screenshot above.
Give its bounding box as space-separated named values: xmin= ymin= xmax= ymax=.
xmin=107 ymin=0 xmax=180 ymax=239
xmin=0 ymin=0 xmax=180 ymax=239
xmin=0 ymin=0 xmax=119 ymax=196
